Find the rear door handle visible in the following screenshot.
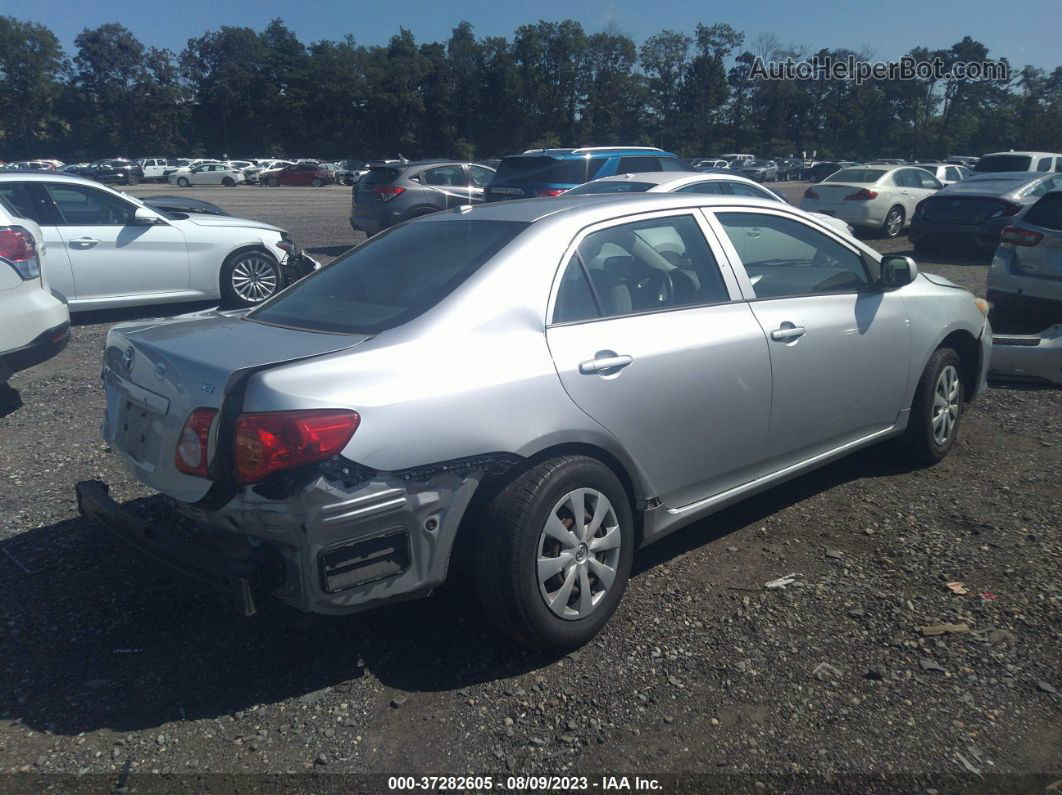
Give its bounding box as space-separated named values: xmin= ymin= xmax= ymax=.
xmin=579 ymin=354 xmax=633 ymax=374
xmin=70 ymin=237 xmax=101 ymax=248
xmin=770 ymin=325 xmax=806 ymax=342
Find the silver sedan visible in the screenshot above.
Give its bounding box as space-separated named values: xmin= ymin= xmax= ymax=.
xmin=78 ymin=194 xmax=992 ymax=649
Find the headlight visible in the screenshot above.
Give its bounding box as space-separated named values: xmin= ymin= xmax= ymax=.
xmin=973 ymin=297 xmax=990 ymax=316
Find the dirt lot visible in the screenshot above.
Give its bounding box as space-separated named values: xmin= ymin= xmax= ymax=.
xmin=0 ymin=184 xmax=1058 ymax=791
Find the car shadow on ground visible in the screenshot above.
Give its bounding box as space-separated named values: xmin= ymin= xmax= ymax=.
xmin=0 ymin=383 xmax=23 ymax=418
xmin=1 ymin=443 xmax=922 ymax=737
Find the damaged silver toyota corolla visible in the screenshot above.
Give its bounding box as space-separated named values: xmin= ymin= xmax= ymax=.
xmin=78 ymin=194 xmax=992 ymax=649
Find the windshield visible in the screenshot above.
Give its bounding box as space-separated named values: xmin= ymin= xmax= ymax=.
xmin=565 ymin=181 xmax=654 ymax=195
xmin=492 ymin=156 xmax=604 ymax=185
xmin=974 ymin=154 xmax=1033 ymax=172
xmin=248 ymin=220 xmax=529 ymax=334
xmin=825 ymin=168 xmax=885 ymax=184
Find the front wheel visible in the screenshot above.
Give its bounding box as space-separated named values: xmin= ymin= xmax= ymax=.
xmin=901 ymin=347 xmax=964 ymax=465
xmin=220 ymin=250 xmax=283 ymax=308
xmin=222 ymin=176 xmax=235 ymax=187
xmin=475 ymin=456 xmax=634 ymax=650
xmin=126 ymin=174 xmax=139 ymax=186
xmin=883 ymin=205 xmax=905 ymax=238
xmin=311 ymin=177 xmax=323 ymax=187
xmin=176 ymin=177 xmax=190 ymax=187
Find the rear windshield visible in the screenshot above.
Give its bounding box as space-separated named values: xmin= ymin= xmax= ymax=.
xmin=248 ymin=220 xmax=528 ymax=334
xmin=974 ymin=155 xmax=1033 ymax=172
xmin=492 ymin=156 xmax=605 ymax=185
xmin=1024 ymin=192 xmax=1062 ymax=231
xmin=565 ymin=181 xmax=654 ymax=195
xmin=360 ymin=167 xmax=401 ymax=186
xmin=824 ymin=168 xmax=883 ymax=183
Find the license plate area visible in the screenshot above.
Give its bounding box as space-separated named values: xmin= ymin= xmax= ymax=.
xmin=116 ymin=400 xmax=164 ymax=468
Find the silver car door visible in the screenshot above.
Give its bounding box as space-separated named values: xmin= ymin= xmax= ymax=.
xmin=707 ymin=207 xmax=911 ymax=466
xmin=545 ymin=210 xmax=773 ymax=509
xmin=0 ymin=181 xmax=76 ymax=299
xmin=44 ymin=182 xmax=188 ymax=302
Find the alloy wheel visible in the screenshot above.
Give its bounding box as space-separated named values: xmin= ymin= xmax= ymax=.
xmin=536 ymin=488 xmax=622 ymax=621
xmin=229 ymin=256 xmax=279 ymax=303
xmin=886 ymin=208 xmax=904 ymax=237
xmin=931 ymin=364 xmax=960 ymax=446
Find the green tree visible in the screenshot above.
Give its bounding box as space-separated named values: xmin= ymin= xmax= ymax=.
xmin=0 ymin=17 xmax=65 ymax=159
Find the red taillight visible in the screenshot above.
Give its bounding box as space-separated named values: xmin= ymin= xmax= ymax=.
xmin=845 ymin=188 xmax=878 ymax=201
xmin=276 ymin=241 xmax=295 ymax=254
xmin=372 ymin=185 xmax=406 ymax=202
xmin=234 ymin=410 xmax=360 ymax=484
xmin=537 ymin=189 xmax=566 ymax=197
xmin=803 ymin=188 xmax=819 ymax=200
xmin=175 ymin=408 xmax=218 ymax=478
xmin=0 ymin=227 xmax=35 ymax=262
xmin=999 ymin=225 xmax=1043 ymax=247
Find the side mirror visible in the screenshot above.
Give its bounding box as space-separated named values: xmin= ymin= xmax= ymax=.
xmin=880 ymin=254 xmax=918 ymax=288
xmin=132 ymin=207 xmax=165 ymax=226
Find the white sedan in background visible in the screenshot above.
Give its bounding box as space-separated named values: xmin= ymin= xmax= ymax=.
xmin=0 ymin=173 xmax=317 ymax=310
xmin=800 ymin=165 xmax=943 ymax=237
xmin=564 ymin=172 xmax=856 ymax=236
xmin=169 ymin=162 xmax=245 ymax=187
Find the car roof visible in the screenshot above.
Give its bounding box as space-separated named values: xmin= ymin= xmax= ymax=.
xmin=420 ymin=193 xmax=797 ymax=227
xmin=938 ymin=172 xmax=1049 ymax=193
xmin=576 ymin=171 xmax=765 ymax=188
xmin=981 ymin=151 xmax=1062 ymax=157
xmin=504 ymin=147 xmax=673 ymax=160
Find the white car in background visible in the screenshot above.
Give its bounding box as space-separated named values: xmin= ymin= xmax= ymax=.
xmin=564 ymin=172 xmax=856 ymax=236
xmin=0 ymin=195 xmax=70 ymax=385
xmin=910 ymin=163 xmax=971 ymax=186
xmin=169 ymin=162 xmax=246 ymax=187
xmin=800 ymin=165 xmax=943 ymax=237
xmin=0 ymin=173 xmax=318 ymax=310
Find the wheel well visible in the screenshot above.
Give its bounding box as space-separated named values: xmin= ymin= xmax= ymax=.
xmin=938 ymin=330 xmax=980 ymax=401
xmin=446 ymin=443 xmax=644 ymax=579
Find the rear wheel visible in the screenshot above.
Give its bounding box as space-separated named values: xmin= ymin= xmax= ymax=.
xmin=176 ymin=177 xmax=190 ymax=187
xmin=475 ymin=456 xmax=634 ymax=650
xmin=126 ymin=174 xmax=139 ymax=186
xmin=883 ymin=205 xmax=905 ymax=238
xmin=900 ymin=347 xmax=964 ymax=465
xmin=311 ymin=177 xmax=323 ymax=187
xmin=220 ymin=250 xmax=282 ymax=308
xmin=222 ymin=176 xmax=235 ymax=187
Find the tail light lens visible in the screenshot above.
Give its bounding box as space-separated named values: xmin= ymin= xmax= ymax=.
xmin=372 ymin=185 xmax=406 ymax=202
xmin=999 ymin=225 xmax=1043 ymax=247
xmin=175 ymin=408 xmax=218 ymax=478
xmin=537 ymin=189 xmax=566 ymax=197
xmin=0 ymin=226 xmax=41 ymax=280
xmin=234 ymin=410 xmax=361 ymax=484
xmin=845 ymin=188 xmax=878 ymax=201
xmin=803 ymin=188 xmax=819 ymax=200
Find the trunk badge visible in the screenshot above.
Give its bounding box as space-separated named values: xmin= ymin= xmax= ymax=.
xmin=154 ymin=363 xmax=166 ymax=380
xmin=199 ymin=384 xmax=215 ymax=394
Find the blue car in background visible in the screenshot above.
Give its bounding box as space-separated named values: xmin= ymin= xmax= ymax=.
xmin=485 ymin=147 xmax=691 ymax=201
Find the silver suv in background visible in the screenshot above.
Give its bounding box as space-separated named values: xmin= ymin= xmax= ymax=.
xmin=350 ymin=160 xmax=496 ymax=235
xmin=78 ymin=194 xmax=990 ymax=650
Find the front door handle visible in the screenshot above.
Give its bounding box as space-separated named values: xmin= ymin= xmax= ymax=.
xmin=70 ymin=237 xmax=101 ymax=248
xmin=579 ymin=354 xmax=633 ymax=374
xmin=770 ymin=324 xmax=806 ymax=342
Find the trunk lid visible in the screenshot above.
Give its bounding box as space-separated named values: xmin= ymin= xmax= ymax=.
xmin=810 ymin=183 xmax=870 ymax=204
xmin=920 ymin=196 xmax=1014 ymax=225
xmin=101 ymin=308 xmax=369 ymax=503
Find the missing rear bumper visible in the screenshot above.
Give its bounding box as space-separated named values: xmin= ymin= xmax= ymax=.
xmin=75 ymin=480 xmax=279 ymax=616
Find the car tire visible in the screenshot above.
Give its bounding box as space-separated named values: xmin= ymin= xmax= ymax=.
xmin=901 ymin=347 xmax=964 ymax=465
xmin=312 ymin=178 xmax=323 ymax=187
xmin=883 ymin=206 xmax=905 ymax=238
xmin=126 ymin=174 xmax=139 ymax=186
xmin=176 ymin=177 xmax=190 ymax=187
xmin=222 ymin=177 xmax=235 ymax=187
xmin=220 ymin=250 xmax=283 ymax=308
xmin=268 ymin=176 xmax=279 ymax=187
xmin=475 ymin=455 xmax=635 ymax=650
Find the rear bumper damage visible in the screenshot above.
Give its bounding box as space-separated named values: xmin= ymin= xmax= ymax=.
xmin=76 ymin=454 xmax=516 ymax=616
xmin=989 ymin=325 xmax=1062 ymax=385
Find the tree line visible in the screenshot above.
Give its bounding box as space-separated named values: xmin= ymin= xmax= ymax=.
xmin=1 ymin=15 xmax=1060 ymax=163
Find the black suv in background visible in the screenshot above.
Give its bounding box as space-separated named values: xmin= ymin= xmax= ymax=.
xmin=350 ymin=160 xmax=496 ymax=235
xmin=64 ymin=159 xmax=144 ymax=185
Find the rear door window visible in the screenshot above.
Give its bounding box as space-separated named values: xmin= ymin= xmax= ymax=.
xmin=658 ymin=157 xmax=690 ymax=172
xmin=421 ymin=165 xmax=469 ymax=187
xmin=492 ymin=157 xmax=604 ymax=185
xmin=675 ymin=181 xmax=726 ymax=195
xmin=0 ymin=182 xmax=42 ymax=222
xmin=1024 ymin=193 xmax=1062 ymax=230
xmin=1037 ymin=157 xmax=1052 ymax=172
xmin=617 ymin=156 xmax=661 ymax=173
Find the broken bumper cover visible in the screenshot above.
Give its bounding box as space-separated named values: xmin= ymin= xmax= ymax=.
xmin=989 ymin=325 xmax=1062 ymax=385
xmin=75 ymin=480 xmax=270 ymax=616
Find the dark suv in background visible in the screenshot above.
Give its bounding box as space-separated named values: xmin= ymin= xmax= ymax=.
xmin=350 ymin=160 xmax=496 ymax=235
xmin=64 ymin=159 xmax=144 ymax=185
xmin=484 ymin=147 xmax=690 ymax=201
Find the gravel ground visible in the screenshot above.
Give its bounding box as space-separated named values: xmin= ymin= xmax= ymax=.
xmin=0 ymin=184 xmax=1058 ymax=791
